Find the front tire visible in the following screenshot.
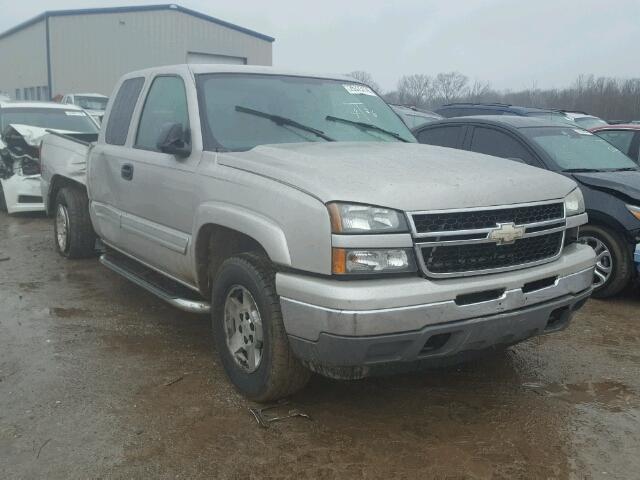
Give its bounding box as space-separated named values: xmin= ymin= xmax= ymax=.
xmin=579 ymin=224 xmax=631 ymax=298
xmin=54 ymin=187 xmax=97 ymax=259
xmin=211 ymin=253 xmax=310 ymax=402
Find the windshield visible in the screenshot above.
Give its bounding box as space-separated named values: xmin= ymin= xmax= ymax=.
xmin=0 ymin=108 xmax=99 ymax=133
xmin=75 ymin=96 xmax=108 ymax=111
xmin=197 ymin=74 xmax=415 ymax=151
xmin=574 ymin=116 xmax=608 ymax=129
xmin=522 ymin=126 xmax=638 ymax=171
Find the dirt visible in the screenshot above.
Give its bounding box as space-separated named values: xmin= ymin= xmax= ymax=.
xmin=1 ymin=213 xmax=639 ymax=479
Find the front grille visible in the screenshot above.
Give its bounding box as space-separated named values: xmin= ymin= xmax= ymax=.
xmin=421 ymin=232 xmax=563 ymax=274
xmin=412 ymin=203 xmax=564 ymax=233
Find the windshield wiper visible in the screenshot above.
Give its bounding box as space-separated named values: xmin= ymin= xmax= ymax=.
xmin=235 ymin=106 xmax=335 ymax=142
xmin=610 ymin=167 xmax=639 ymax=172
xmin=325 ymin=115 xmax=408 ymax=142
xmin=562 ymin=168 xmax=605 ymax=173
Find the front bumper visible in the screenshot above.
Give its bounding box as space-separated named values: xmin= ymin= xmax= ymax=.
xmin=1 ymin=175 xmax=45 ymax=214
xmin=287 ymin=287 xmax=590 ymax=369
xmin=277 ymin=243 xmax=595 ymax=368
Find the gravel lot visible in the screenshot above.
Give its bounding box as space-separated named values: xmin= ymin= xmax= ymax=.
xmin=1 ymin=212 xmax=639 ymax=479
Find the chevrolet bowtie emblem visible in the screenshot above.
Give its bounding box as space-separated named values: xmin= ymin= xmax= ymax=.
xmin=488 ymin=222 xmax=525 ymax=245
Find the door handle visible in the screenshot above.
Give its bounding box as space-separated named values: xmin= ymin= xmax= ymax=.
xmin=121 ymin=163 xmax=134 ymax=181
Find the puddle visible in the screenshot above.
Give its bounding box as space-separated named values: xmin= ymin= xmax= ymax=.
xmin=524 ymin=380 xmax=635 ymax=411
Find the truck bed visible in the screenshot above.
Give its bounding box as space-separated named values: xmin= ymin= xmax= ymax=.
xmin=40 ymin=130 xmax=97 ymax=212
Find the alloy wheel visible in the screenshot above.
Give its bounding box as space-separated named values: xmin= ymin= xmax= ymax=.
xmin=580 ymin=235 xmax=613 ymax=288
xmin=56 ymin=203 xmax=70 ymax=252
xmin=223 ymin=285 xmax=264 ymax=373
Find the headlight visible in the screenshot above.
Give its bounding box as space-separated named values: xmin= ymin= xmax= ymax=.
xmin=564 ymin=189 xmax=585 ymax=216
xmin=332 ymin=248 xmax=417 ymax=275
xmin=327 ymin=202 xmax=408 ymax=233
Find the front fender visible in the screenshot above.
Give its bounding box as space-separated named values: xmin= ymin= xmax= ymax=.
xmin=193 ymin=202 xmax=292 ymax=266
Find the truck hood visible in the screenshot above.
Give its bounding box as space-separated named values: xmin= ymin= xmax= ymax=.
xmin=571 ymin=171 xmax=640 ymax=203
xmin=220 ymin=142 xmax=577 ymax=211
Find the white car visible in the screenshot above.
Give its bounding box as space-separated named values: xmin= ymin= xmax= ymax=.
xmin=61 ymin=93 xmax=108 ymax=124
xmin=0 ymin=102 xmax=99 ymax=214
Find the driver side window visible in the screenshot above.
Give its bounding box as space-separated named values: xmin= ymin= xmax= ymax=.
xmin=135 ymin=76 xmax=189 ymax=151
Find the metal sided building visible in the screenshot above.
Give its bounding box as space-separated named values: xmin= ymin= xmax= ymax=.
xmin=0 ymin=4 xmax=274 ymax=100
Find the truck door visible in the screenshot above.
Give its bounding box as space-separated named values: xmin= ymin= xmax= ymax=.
xmin=88 ymin=76 xmax=145 ymax=247
xmin=116 ymin=74 xmax=199 ymax=282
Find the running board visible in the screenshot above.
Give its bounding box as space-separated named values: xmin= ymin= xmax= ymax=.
xmin=100 ymin=253 xmax=210 ymax=314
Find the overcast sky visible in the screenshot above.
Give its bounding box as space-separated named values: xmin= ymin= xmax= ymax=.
xmin=3 ymin=0 xmax=639 ymax=92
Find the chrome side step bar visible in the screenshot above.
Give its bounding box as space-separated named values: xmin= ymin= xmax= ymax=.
xmin=100 ymin=253 xmax=210 ymax=314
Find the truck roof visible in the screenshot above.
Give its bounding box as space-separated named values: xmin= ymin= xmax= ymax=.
xmin=122 ymin=64 xmax=357 ymax=84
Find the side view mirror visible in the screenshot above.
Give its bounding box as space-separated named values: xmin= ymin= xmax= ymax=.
xmin=157 ymin=122 xmax=191 ymax=158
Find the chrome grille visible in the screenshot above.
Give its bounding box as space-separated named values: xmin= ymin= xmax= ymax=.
xmin=409 ymin=201 xmax=566 ymax=278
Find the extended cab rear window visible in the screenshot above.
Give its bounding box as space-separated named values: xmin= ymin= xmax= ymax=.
xmin=105 ymin=77 xmax=145 ymax=145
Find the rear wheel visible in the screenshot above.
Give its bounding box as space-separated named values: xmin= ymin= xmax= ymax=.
xmin=579 ymin=224 xmax=631 ymax=298
xmin=211 ymin=253 xmax=310 ymax=402
xmin=54 ymin=187 xmax=97 ymax=258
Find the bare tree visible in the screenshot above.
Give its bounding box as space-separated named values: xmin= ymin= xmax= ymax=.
xmin=348 ymin=71 xmax=381 ymax=92
xmin=433 ymin=72 xmax=469 ymax=103
xmin=396 ymin=74 xmax=433 ymax=107
xmin=385 ymin=70 xmax=640 ymax=120
xmin=383 ymin=90 xmax=401 ymax=104
xmin=467 ymin=80 xmax=492 ymax=102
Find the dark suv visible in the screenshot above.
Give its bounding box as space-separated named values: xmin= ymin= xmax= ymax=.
xmin=435 ymin=103 xmax=569 ymax=122
xmin=414 ymin=115 xmax=640 ymax=298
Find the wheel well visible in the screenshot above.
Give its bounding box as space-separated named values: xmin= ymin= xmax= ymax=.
xmin=48 ymin=175 xmax=86 ymax=216
xmin=585 ymin=210 xmax=633 ymax=244
xmin=195 ymin=224 xmax=268 ymax=298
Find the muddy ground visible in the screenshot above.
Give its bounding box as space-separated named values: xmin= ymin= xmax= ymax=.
xmin=0 ymin=212 xmax=639 ymax=480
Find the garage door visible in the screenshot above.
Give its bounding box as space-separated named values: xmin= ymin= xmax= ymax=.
xmin=186 ymin=52 xmax=247 ymax=65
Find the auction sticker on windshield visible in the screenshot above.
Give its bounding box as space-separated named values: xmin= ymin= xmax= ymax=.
xmin=343 ymin=84 xmax=377 ymax=96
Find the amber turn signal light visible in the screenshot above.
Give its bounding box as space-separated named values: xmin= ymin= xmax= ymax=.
xmin=331 ymin=248 xmax=347 ymax=274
